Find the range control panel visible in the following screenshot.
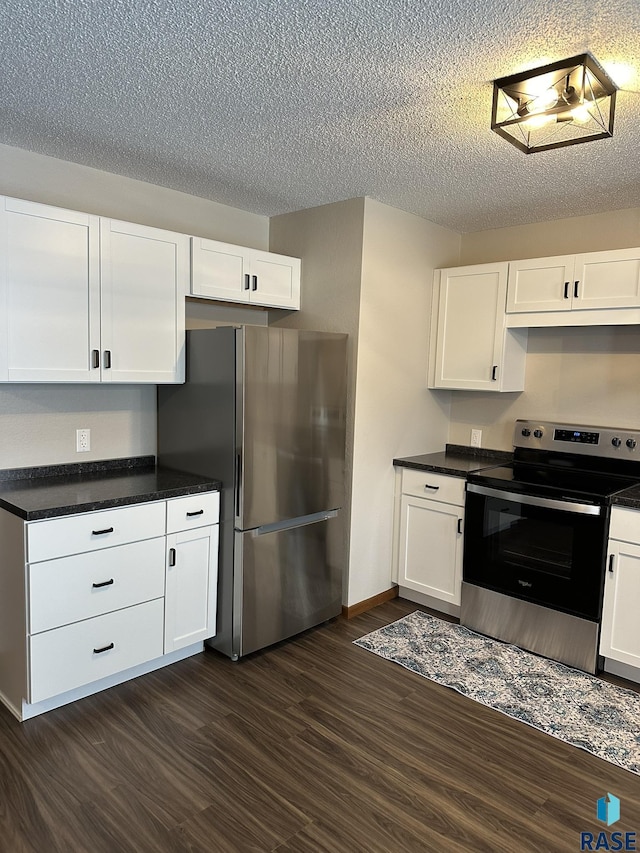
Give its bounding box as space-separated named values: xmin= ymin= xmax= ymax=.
xmin=514 ymin=420 xmax=640 ymax=458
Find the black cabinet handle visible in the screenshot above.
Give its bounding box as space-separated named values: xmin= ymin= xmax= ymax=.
xmin=186 ymin=509 xmax=204 ymax=517
xmin=424 ymin=484 xmax=440 ymax=491
xmin=564 ymin=282 xmax=570 ymax=299
xmin=457 ymin=518 xmax=463 ymax=535
xmin=244 ymin=274 xmax=250 ymax=290
xmin=169 ymin=547 xmax=176 ymax=567
xmin=252 ymin=275 xmax=258 ymax=292
xmin=92 ymin=349 xmax=100 ymax=369
xmin=491 ymin=365 xmax=498 ymax=381
xmin=574 ymin=281 xmax=579 ymax=298
xmin=92 ymin=578 xmax=114 ymax=588
xmin=92 ymin=527 xmax=114 ymax=536
xmin=93 ymin=642 xmax=114 ymax=654
xmin=608 ymin=554 xmax=615 ymax=573
xmin=104 ymin=350 xmax=112 ymax=369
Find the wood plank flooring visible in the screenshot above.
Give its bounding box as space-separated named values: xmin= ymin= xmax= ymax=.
xmin=0 ymin=598 xmax=639 ymax=852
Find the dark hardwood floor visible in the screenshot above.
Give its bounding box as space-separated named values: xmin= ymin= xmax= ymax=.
xmin=1 ymin=598 xmax=639 ymax=852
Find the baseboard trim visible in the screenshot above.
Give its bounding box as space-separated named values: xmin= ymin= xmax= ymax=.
xmin=343 ymin=586 xmax=399 ymax=619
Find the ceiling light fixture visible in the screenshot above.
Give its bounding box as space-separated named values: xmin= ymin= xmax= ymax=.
xmin=491 ymin=54 xmax=618 ymax=153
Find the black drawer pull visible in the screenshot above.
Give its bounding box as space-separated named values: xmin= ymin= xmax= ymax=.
xmin=92 ymin=527 xmax=114 ymax=536
xmin=92 ymin=579 xmax=114 ymax=589
xmin=93 ymin=642 xmax=114 ymax=654
xmin=424 ymin=484 xmax=440 ymax=491
xmin=186 ymin=509 xmax=204 ymax=517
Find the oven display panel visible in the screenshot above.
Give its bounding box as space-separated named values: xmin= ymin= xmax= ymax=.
xmin=554 ymin=429 xmax=599 ymax=445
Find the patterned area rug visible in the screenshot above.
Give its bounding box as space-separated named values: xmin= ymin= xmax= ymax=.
xmin=354 ymin=610 xmax=640 ymax=775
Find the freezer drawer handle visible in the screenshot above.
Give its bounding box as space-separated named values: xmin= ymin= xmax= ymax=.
xmin=92 ymin=527 xmax=114 ymax=536
xmin=92 ymin=579 xmax=114 ymax=589
xmin=93 ymin=643 xmax=114 ymax=655
xmin=186 ymin=509 xmax=204 ymax=517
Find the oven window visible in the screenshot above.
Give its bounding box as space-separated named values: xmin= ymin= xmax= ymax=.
xmin=463 ymin=490 xmax=608 ymax=620
xmin=486 ymin=504 xmax=573 ymax=579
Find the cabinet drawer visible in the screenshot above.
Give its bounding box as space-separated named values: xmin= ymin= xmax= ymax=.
xmin=27 ymin=501 xmax=167 ymax=563
xmin=29 ymin=598 xmax=164 ymax=704
xmin=609 ymin=507 xmax=640 ymax=545
xmin=401 ymin=469 xmax=465 ymax=506
xmin=166 ymin=491 xmax=220 ymax=533
xmin=29 ymin=537 xmax=166 ymax=634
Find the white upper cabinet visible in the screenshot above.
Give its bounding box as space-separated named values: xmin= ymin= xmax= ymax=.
xmin=100 ymin=219 xmax=187 ymax=383
xmin=0 ymin=197 xmax=186 ymax=384
xmin=575 ymin=249 xmax=640 ymax=309
xmin=0 ymin=197 xmax=101 ymax=382
xmin=191 ymin=237 xmax=301 ymax=310
xmin=506 ymin=255 xmax=575 ymax=314
xmin=507 ymin=247 xmax=640 ymax=321
xmin=429 ymin=262 xmax=527 ymax=391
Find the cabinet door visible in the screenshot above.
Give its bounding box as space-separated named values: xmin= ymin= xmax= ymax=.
xmin=190 ymin=237 xmax=250 ymax=303
xmin=600 ymin=540 xmax=640 ymax=667
xmin=432 ymin=263 xmax=513 ymax=391
xmin=506 ymin=256 xmax=575 ymax=313
xmin=575 ymin=249 xmax=640 ymax=310
xmin=398 ymin=494 xmax=463 ymax=606
xmin=100 ymin=220 xmax=187 ymax=384
xmin=248 ymin=249 xmax=301 ymax=309
xmin=165 ymin=525 xmax=218 ymax=652
xmin=0 ymin=197 xmax=100 ymax=382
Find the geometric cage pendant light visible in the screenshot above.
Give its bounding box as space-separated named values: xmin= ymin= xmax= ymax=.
xmin=491 ymin=53 xmax=618 ymax=153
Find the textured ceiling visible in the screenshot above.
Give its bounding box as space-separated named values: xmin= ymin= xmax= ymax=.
xmin=1 ymin=0 xmax=640 ymax=233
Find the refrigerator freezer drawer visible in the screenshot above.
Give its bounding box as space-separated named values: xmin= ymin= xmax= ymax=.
xmin=235 ymin=512 xmax=343 ymax=657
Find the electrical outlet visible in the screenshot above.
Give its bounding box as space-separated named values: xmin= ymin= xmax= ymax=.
xmin=76 ymin=428 xmax=90 ymax=452
xmin=470 ymin=428 xmax=482 ymax=448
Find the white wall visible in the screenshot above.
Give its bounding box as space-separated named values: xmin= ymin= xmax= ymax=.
xmin=449 ymin=207 xmax=640 ymax=450
xmin=0 ymin=144 xmax=269 ymax=469
xmin=347 ymin=199 xmax=460 ymax=605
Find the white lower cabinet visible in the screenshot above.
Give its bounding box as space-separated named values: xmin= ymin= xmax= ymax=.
xmin=0 ymin=490 xmax=220 ymax=720
xmin=165 ymin=525 xmax=218 ymax=652
xmin=396 ymin=469 xmax=464 ymax=607
xmin=30 ymin=599 xmax=165 ymax=704
xmin=601 ymin=508 xmax=640 ymax=669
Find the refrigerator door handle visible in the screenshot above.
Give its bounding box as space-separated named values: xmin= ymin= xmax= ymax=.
xmin=235 ymin=453 xmax=242 ymax=519
xmin=251 ymin=509 xmax=339 ymax=537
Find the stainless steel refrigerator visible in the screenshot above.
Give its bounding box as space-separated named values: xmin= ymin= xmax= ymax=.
xmin=157 ymin=325 xmax=347 ymax=659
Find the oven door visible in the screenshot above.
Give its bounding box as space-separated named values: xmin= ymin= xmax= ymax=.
xmin=463 ymin=483 xmax=608 ymax=621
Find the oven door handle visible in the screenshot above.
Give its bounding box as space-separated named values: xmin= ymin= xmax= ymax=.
xmin=466 ymin=483 xmax=602 ymax=516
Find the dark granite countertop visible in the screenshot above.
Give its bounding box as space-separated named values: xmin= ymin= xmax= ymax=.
xmin=611 ymin=484 xmax=640 ymax=510
xmin=393 ymin=444 xmax=512 ymax=478
xmin=0 ymin=457 xmax=221 ymax=521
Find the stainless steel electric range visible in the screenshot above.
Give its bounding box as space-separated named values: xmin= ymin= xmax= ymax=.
xmin=461 ymin=419 xmax=640 ymax=673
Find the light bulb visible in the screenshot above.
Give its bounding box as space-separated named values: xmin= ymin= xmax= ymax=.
xmin=522 ymin=113 xmax=554 ymax=129
xmin=530 ymin=87 xmax=559 ymax=113
xmin=571 ymin=102 xmax=594 ymax=123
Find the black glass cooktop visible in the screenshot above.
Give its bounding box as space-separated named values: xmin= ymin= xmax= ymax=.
xmin=467 ymin=462 xmax=640 ymax=503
